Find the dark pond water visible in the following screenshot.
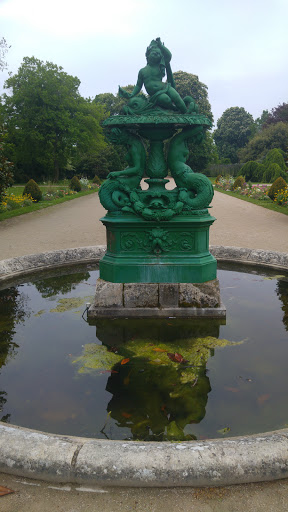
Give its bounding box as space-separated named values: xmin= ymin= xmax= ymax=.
xmin=0 ymin=263 xmax=288 ymax=441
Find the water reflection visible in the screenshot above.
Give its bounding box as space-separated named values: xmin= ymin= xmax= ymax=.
xmin=88 ymin=318 xmax=226 ymax=440
xmin=0 ymin=286 xmax=29 ymax=422
xmin=277 ymin=279 xmax=288 ymax=331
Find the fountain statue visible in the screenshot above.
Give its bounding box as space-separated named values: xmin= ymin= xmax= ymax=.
xmin=89 ymin=38 xmax=225 ymax=318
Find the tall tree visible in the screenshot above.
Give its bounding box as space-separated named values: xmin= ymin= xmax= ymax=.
xmin=264 ymin=102 xmax=288 ymax=127
xmin=213 ymin=107 xmax=254 ymax=163
xmin=173 ymin=71 xmax=213 ymax=123
xmin=173 ymin=71 xmax=214 ymax=171
xmin=2 ymin=57 xmax=106 ymax=181
xmin=238 ymin=122 xmax=288 ymax=162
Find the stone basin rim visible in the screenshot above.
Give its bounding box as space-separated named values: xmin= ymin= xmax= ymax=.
xmin=0 ymin=244 xmax=288 ymax=488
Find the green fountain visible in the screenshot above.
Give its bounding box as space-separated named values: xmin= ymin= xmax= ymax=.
xmin=89 ymin=38 xmax=225 ymax=318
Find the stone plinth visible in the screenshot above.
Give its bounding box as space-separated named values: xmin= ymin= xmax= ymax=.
xmin=88 ymin=278 xmax=226 ymax=319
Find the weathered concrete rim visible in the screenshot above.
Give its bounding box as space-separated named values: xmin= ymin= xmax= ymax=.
xmin=0 ymin=244 xmax=288 ymax=487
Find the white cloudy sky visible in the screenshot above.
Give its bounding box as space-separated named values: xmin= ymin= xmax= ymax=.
xmin=1 ymin=0 xmax=287 ymax=124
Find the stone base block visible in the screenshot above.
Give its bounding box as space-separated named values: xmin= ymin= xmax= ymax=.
xmin=88 ymin=278 xmax=226 ymax=319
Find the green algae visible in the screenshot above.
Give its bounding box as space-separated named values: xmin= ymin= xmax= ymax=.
xmin=50 ymin=296 xmax=93 ymax=313
xmin=73 ymin=343 xmax=122 ymax=373
xmin=34 ymin=309 xmax=45 ymax=317
xmin=73 ymin=336 xmax=243 ymax=380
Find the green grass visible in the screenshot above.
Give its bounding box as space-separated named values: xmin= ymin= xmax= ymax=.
xmin=0 ymin=187 xmax=98 ymax=222
xmin=214 ymin=187 xmax=288 ymax=216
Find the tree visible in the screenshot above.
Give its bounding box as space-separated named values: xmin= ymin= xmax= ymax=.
xmin=173 ymin=71 xmax=213 ymax=123
xmin=213 ymin=107 xmax=254 ymax=163
xmin=264 ymin=103 xmax=288 ymax=127
xmin=0 ymin=127 xmax=13 ymax=204
xmin=93 ymin=86 xmax=135 ymax=116
xmin=173 ymin=71 xmax=214 ymax=171
xmin=238 ymin=122 xmax=288 ymax=162
xmin=253 ymin=110 xmax=269 ymax=134
xmin=2 ymin=57 xmax=106 ymax=182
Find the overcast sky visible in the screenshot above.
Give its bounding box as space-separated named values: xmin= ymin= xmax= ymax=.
xmin=1 ymin=0 xmax=287 ymax=125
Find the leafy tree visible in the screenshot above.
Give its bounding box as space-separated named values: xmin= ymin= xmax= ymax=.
xmin=238 ymin=122 xmax=288 ymax=162
xmin=2 ymin=57 xmax=106 ymax=182
xmin=173 ymin=71 xmax=213 ymax=122
xmin=213 ymin=107 xmax=254 ymax=163
xmin=264 ymin=103 xmax=288 ymax=127
xmin=253 ymin=110 xmax=269 ymax=134
xmin=76 ymin=144 xmax=124 ymax=179
xmin=0 ymin=127 xmax=13 ymax=204
xmin=93 ymin=86 xmax=135 ymax=116
xmin=173 ymin=71 xmax=214 ymax=171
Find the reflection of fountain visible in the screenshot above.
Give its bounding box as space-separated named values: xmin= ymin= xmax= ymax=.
xmin=87 ymin=317 xmax=227 ymax=441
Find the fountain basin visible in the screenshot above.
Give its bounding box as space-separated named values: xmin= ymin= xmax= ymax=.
xmin=0 ymin=245 xmax=288 ymax=487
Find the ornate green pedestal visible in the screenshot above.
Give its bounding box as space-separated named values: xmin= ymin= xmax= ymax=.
xmin=100 ymin=212 xmax=216 ymax=283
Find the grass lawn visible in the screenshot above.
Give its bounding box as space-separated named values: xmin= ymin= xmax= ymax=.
xmin=0 ymin=185 xmax=99 ymax=222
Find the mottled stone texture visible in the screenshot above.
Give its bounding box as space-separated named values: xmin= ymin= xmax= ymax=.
xmin=88 ymin=278 xmax=224 ymax=317
xmin=159 ymin=283 xmax=179 ymax=307
xmin=179 ymin=280 xmax=220 ymax=308
xmin=124 ymin=283 xmax=159 ymax=308
xmin=94 ymin=279 xmax=123 ymax=307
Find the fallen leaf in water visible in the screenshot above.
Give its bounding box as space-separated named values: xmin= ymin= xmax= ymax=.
xmin=224 ymin=386 xmax=240 ymax=393
xmin=152 ymin=348 xmax=167 ymax=352
xmin=167 ymin=352 xmax=188 ymax=364
xmin=122 ymin=412 xmax=132 ymax=418
xmin=0 ymin=486 xmax=14 ymax=496
xmin=100 ymin=370 xmax=119 ymax=374
xmin=217 ymin=427 xmax=231 ymax=435
xmin=257 ymin=393 xmax=271 ymax=405
xmin=121 ymin=358 xmax=130 ymax=365
xmin=124 ymin=370 xmax=132 ymax=386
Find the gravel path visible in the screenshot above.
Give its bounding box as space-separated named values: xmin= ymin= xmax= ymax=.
xmin=0 ymin=187 xmax=288 ymax=511
xmin=0 ymin=187 xmax=287 ymax=260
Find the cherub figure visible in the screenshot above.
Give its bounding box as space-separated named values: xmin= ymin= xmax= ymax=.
xmin=119 ymin=38 xmax=191 ymax=113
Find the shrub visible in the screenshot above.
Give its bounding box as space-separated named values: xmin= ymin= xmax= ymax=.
xmin=264 ymin=148 xmax=286 ymax=170
xmin=238 ymin=161 xmax=265 ymax=182
xmin=70 ymin=176 xmax=81 ymax=192
xmin=232 ymin=175 xmax=245 ymax=190
xmin=23 ymin=179 xmax=42 ymax=202
xmin=268 ymin=177 xmax=288 ymax=201
xmin=263 ymin=163 xmax=287 ymax=183
xmin=92 ymin=175 xmax=101 ymax=185
xmin=274 ymin=187 xmax=288 ymax=206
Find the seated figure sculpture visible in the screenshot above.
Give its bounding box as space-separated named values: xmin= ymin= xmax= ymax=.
xmin=119 ymin=38 xmax=196 ymax=114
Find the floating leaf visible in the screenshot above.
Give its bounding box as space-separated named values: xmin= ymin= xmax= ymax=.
xmin=122 ymin=412 xmax=132 ymax=418
xmin=167 ymin=352 xmax=188 ymax=364
xmin=217 ymin=427 xmax=231 ymax=435
xmin=224 ymin=386 xmax=240 ymax=393
xmin=121 ymin=358 xmax=130 ymax=365
xmin=0 ymin=485 xmax=14 ymax=496
xmin=152 ymin=348 xmax=167 ymax=353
